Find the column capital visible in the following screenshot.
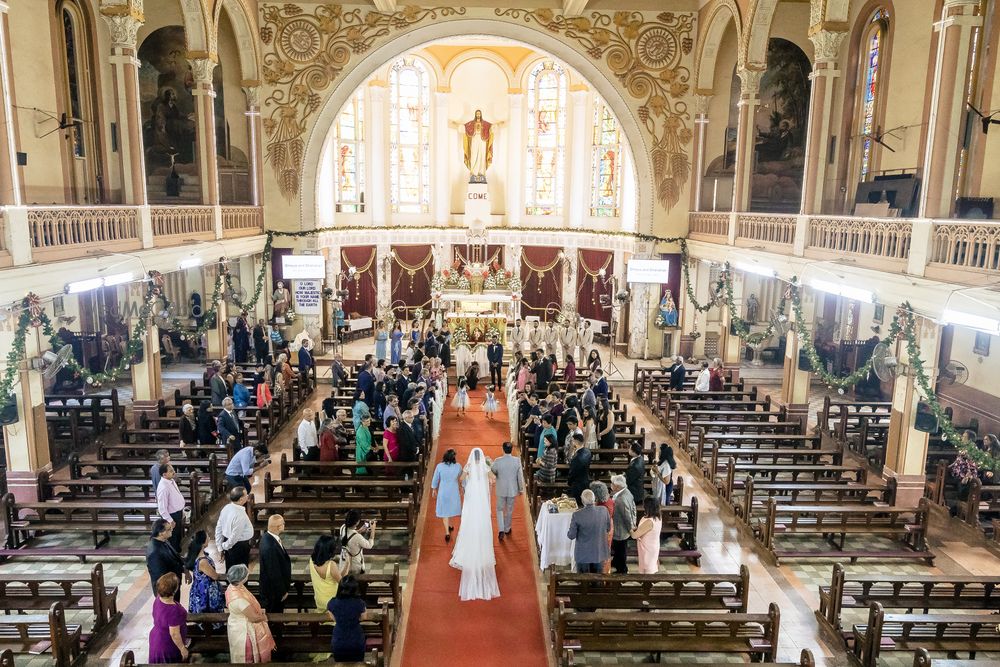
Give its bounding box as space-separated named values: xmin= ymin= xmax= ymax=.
xmin=99 ymin=0 xmax=143 ymax=20
xmin=101 ymin=13 xmax=143 ymax=50
xmin=693 ymin=94 xmax=712 ymax=116
xmin=188 ymin=57 xmax=217 ymax=86
xmin=0 ymin=2 xmax=9 ymax=14
xmin=737 ymin=68 xmax=765 ymax=99
xmin=809 ymin=29 xmax=847 ymax=64
xmin=242 ymin=85 xmax=260 ymax=109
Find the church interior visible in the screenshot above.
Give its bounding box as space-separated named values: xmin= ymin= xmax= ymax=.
xmin=2 ymin=0 xmax=1000 ymax=665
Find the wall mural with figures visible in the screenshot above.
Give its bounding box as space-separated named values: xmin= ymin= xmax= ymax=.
xmin=257 ymin=4 xmax=696 ymax=231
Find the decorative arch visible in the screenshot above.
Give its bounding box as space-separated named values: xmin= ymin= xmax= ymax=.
xmin=175 ymin=0 xmax=212 ymax=54
xmin=375 ymin=53 xmax=440 ymax=90
xmin=214 ymin=0 xmax=260 ymax=82
xmin=743 ymin=0 xmax=780 ymax=67
xmin=696 ymin=0 xmax=742 ymax=91
xmin=296 ymin=18 xmax=659 ymax=234
xmin=441 ymin=49 xmax=514 ymax=90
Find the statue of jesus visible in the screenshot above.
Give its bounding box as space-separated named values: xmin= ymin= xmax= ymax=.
xmin=454 ymin=110 xmax=503 ymax=184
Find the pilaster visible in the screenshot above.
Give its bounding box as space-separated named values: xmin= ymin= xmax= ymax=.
xmin=2 ymin=325 xmax=51 ymax=503
xmin=733 ymin=68 xmax=764 ymax=212
xmin=691 ymin=94 xmax=711 ymax=212
xmin=243 ymin=85 xmax=263 ymax=206
xmin=433 ymin=91 xmax=450 ymax=225
xmin=368 ymin=83 xmax=388 ymax=226
xmin=189 ymin=57 xmax=219 ymax=206
xmin=506 ymin=93 xmax=525 ymax=228
xmin=0 ymin=1 xmax=21 ymax=205
xmin=781 ymin=286 xmax=816 ymax=406
xmin=101 ymin=4 xmax=147 ymax=204
xmin=567 ymin=89 xmax=588 ymax=228
xmin=800 ymin=30 xmax=846 ymax=215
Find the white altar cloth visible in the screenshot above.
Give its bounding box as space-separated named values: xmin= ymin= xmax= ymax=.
xmin=535 ymin=501 xmax=575 ymax=570
xmin=454 ymin=343 xmax=489 ymax=378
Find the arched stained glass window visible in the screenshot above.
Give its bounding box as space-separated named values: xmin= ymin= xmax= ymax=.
xmin=334 ymin=89 xmax=365 ymax=213
xmin=859 ymin=9 xmax=889 ymax=181
xmin=525 ymin=61 xmax=567 ymax=216
xmin=389 ymin=58 xmax=430 ymax=214
xmin=590 ymin=98 xmax=622 ymax=217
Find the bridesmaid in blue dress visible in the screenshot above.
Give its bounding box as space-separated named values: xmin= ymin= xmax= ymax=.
xmin=410 ymin=321 xmax=421 ymax=346
xmin=390 ymin=322 xmax=404 ymax=365
xmin=431 ymin=448 xmax=463 ymax=542
xmin=374 ymin=323 xmax=388 ymax=362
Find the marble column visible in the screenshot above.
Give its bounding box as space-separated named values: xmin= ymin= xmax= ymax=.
xmin=781 ymin=286 xmax=817 ymax=407
xmin=626 ymin=245 xmax=652 ymax=360
xmin=101 ymin=3 xmax=146 ymax=204
xmin=561 ymin=248 xmax=577 ymax=314
xmin=505 ymin=93 xmax=525 ymax=227
xmin=719 ymin=271 xmax=745 ymax=364
xmin=732 ymin=68 xmax=764 ymax=212
xmin=129 ymin=284 xmax=163 ymax=402
xmin=376 ymin=243 xmax=392 ymax=313
xmin=242 ymin=85 xmax=263 ymax=206
xmin=433 ymin=91 xmax=450 ymax=225
xmin=801 ymin=30 xmax=847 ymax=215
xmin=189 ymin=57 xmax=219 ymax=205
xmin=883 ymin=316 xmax=941 ymax=506
xmin=919 ymin=0 xmax=982 ymax=219
xmin=679 ymin=257 xmax=699 ymax=345
xmin=691 ymin=94 xmax=711 ymax=212
xmin=567 ymin=89 xmax=589 ymax=228
xmin=368 ymin=83 xmax=388 ymax=226
xmin=508 ymin=243 xmax=522 ymax=320
xmin=2 ymin=326 xmax=52 ymax=503
xmin=0 ymin=2 xmax=20 ymax=205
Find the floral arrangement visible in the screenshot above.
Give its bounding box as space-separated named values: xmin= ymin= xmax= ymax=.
xmin=486 ymin=325 xmax=503 ymax=341
xmin=413 ymin=307 xmax=425 ymax=322
xmin=452 ymin=327 xmax=469 ymax=345
xmin=431 ymin=268 xmax=470 ymax=291
xmin=377 ymin=307 xmax=396 ymax=329
xmin=483 ymin=261 xmax=522 ymax=293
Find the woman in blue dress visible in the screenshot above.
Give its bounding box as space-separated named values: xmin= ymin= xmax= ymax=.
xmin=374 ymin=322 xmax=388 ymax=362
xmin=431 ymin=448 xmax=463 ymax=542
xmin=409 ymin=321 xmax=421 ymax=346
xmin=389 ymin=322 xmax=403 ymax=365
xmin=184 ymin=531 xmax=224 ymax=614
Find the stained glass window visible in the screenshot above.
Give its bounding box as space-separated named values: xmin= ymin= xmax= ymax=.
xmin=389 ymin=58 xmax=430 ymax=214
xmin=525 ymin=61 xmax=567 ymax=216
xmin=590 ymin=98 xmax=622 ymax=217
xmin=859 ymin=9 xmax=888 ymax=181
xmin=334 ymin=88 xmax=365 ymax=213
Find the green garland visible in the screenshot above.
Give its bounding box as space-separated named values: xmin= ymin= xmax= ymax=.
xmin=225 ymin=233 xmax=274 ymax=314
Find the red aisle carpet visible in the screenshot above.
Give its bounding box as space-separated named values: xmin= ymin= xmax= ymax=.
xmin=400 ymin=385 xmax=549 ymax=667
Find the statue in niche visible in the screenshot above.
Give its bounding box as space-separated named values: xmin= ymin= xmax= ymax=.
xmin=452 ymin=110 xmax=504 ymax=183
xmin=745 ymin=293 xmax=759 ymax=324
xmin=272 ymin=280 xmax=291 ymax=320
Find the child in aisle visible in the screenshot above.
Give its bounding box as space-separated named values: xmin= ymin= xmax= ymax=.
xmin=452 ymin=377 xmax=469 ymax=417
xmin=482 ymin=385 xmax=499 ymax=421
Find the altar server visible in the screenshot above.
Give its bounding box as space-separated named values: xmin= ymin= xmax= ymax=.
xmin=529 ymin=321 xmax=544 ymax=351
xmin=544 ymin=321 xmax=558 ymax=358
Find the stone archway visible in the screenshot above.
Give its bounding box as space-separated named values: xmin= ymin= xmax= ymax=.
xmin=696 ymin=0 xmax=742 ymax=91
xmin=297 ymin=19 xmax=656 ymax=233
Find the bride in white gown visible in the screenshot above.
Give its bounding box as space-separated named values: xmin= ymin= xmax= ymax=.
xmin=449 ymin=448 xmax=501 ymax=601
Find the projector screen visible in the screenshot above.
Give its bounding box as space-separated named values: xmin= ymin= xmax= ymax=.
xmin=626 ymin=259 xmax=670 ymax=284
xmin=281 ymin=255 xmax=326 ymax=280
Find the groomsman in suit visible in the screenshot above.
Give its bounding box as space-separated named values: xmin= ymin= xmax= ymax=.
xmin=509 ymin=319 xmax=526 ymax=354
xmin=486 ymin=336 xmax=504 ymax=388
xmin=543 ymin=321 xmax=558 ymax=357
xmin=559 ymin=322 xmax=575 ymax=360
xmin=528 ymin=321 xmax=544 ymax=351
xmin=577 ymin=320 xmax=594 ymax=362
xmin=491 ymin=442 xmax=525 ymax=541
xmin=259 ymin=514 xmax=292 ymax=614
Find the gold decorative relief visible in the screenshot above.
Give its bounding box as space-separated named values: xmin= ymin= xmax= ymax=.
xmin=495 ymin=9 xmax=695 ymax=213
xmin=260 ymin=4 xmax=467 ymax=201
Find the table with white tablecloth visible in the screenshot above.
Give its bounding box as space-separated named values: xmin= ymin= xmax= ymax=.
xmin=347 ymin=317 xmax=373 ymax=332
xmin=534 ymin=501 xmax=576 ymax=570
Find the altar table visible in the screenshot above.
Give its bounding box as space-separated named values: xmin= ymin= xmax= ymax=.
xmin=535 ymin=500 xmax=575 ymax=570
xmin=445 ymin=313 xmax=508 ymax=345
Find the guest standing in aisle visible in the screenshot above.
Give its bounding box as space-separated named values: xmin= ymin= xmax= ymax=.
xmin=432 ymin=449 xmax=462 ymax=542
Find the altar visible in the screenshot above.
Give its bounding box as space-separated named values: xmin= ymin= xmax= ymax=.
xmin=445 ymin=312 xmax=508 ymax=344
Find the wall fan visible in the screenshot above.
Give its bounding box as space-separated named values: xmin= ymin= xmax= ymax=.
xmin=871 ymin=342 xmax=904 ymax=382
xmin=32 ymin=344 xmax=74 ymax=380
xmin=938 ymin=360 xmax=969 ymax=386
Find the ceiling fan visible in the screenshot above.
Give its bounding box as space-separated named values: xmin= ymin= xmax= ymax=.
xmin=968 ymin=103 xmax=1000 ymax=135
xmin=34 ymin=108 xmax=88 ymax=139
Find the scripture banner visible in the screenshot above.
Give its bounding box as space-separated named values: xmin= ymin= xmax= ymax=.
xmin=294 ymin=280 xmax=323 ymax=315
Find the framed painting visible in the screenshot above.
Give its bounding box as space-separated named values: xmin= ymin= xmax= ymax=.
xmin=872 ymin=304 xmax=884 ymax=325
xmin=974 ymin=332 xmax=991 ymax=357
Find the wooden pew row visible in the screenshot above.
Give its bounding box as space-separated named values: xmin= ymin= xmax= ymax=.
xmin=757 ymin=497 xmax=934 ymax=565
xmin=554 ymin=601 xmax=781 ymax=666
xmin=0 ymin=602 xmax=82 ymax=667
xmin=262 ymin=473 xmax=420 ymax=508
xmin=0 ymin=495 xmax=164 ymax=550
xmin=36 ymin=470 xmax=210 ymax=517
xmin=44 ymin=390 xmax=123 ymax=427
xmin=853 ymin=602 xmax=1000 ymax=667
xmin=69 ymin=453 xmax=225 ymax=501
xmin=818 ymin=395 xmax=892 ymax=434
xmin=956 ymin=479 xmax=1000 ymax=541
xmin=568 ymin=648 xmax=814 ymax=667
xmin=0 ymin=565 xmax=119 ymax=632
xmin=817 ymin=563 xmax=1000 ymax=643
xmin=733 ymin=476 xmax=896 ymax=525
xmin=244 ymin=566 xmax=401 ymax=618
xmin=528 ymin=468 xmax=685 ymax=513
xmin=279 ymin=455 xmax=426 ymax=488
xmin=714 ymin=460 xmax=869 ymax=503
xmin=911 ymin=648 xmax=998 ymax=666
xmin=548 ymin=567 xmax=750 ymax=617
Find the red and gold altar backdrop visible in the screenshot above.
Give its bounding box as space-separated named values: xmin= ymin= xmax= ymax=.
xmin=576 ymin=249 xmax=614 ymax=322
xmin=391 ymin=244 xmax=433 ymax=310
xmin=341 ymin=246 xmax=377 ymax=318
xmin=520 ymin=246 xmax=562 ymax=318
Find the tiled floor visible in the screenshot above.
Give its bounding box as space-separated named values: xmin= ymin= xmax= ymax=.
xmin=14 ymin=352 xmax=997 ymax=666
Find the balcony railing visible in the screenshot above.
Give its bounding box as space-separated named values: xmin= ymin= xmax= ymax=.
xmin=0 ymin=204 xmax=265 ymax=266
xmin=222 ymin=206 xmax=264 ymax=236
xmin=736 ymin=214 xmax=796 ymax=247
xmin=686 ymin=212 xmax=1000 ymax=283
xmin=28 ymin=206 xmax=141 ymax=261
xmin=689 ymin=212 xmax=729 ymax=238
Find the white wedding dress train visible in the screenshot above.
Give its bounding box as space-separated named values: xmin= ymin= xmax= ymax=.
xmin=449 ymin=448 xmax=501 ymax=601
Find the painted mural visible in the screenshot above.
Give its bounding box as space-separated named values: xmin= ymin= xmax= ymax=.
xmin=751 ymin=38 xmax=811 ymax=213
xmin=138 ymin=26 xmax=226 ymax=199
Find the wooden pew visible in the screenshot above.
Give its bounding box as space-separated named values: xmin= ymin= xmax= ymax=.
xmin=852 ymin=602 xmax=1000 ymax=667
xmin=45 ymin=390 xmax=123 ymax=427
xmin=817 ymin=563 xmax=1000 ymax=642
xmin=716 ymin=460 xmax=868 ymax=502
xmin=0 ymin=602 xmax=82 ymax=667
xmin=702 ymin=444 xmax=843 ymax=480
xmin=245 ymin=566 xmax=401 ymax=619
xmin=554 ymin=601 xmax=781 ymax=665
xmin=0 ymin=494 xmax=163 ymax=550
xmin=911 ymin=647 xmax=996 ymax=666
xmin=262 ymin=472 xmax=419 ymax=507
xmin=568 ymin=648 xmax=813 ymax=667
xmin=734 ymin=477 xmax=895 ymax=525
xmin=548 ymin=567 xmax=750 ymax=617
xmin=958 ymin=479 xmax=1000 ymax=538
xmin=68 ymin=453 xmax=224 ymax=501
xmin=0 ymin=565 xmax=119 ymax=631
xmin=819 ymin=396 xmax=892 ymax=434
xmin=757 ymin=497 xmax=934 ymax=565
xmin=279 ymin=455 xmax=425 ymax=486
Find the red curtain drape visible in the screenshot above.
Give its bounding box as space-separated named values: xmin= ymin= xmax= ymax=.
xmin=576 ymin=249 xmax=614 ymax=322
xmin=391 ymin=244 xmax=433 ymax=311
xmin=341 ymin=246 xmax=377 ymax=318
xmin=520 ymin=246 xmax=562 ymax=318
